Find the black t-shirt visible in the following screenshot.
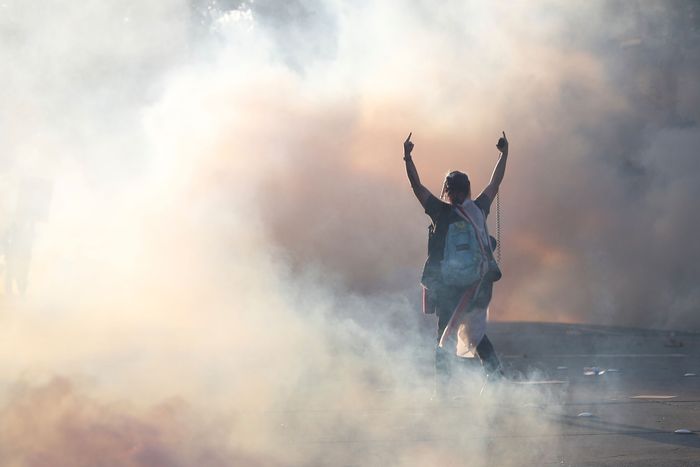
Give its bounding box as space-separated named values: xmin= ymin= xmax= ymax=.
xmin=421 ymin=193 xmax=493 ymax=288
xmin=425 ymin=192 xmax=492 ymax=224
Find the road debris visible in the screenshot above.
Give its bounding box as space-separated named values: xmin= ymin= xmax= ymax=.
xmin=630 ymin=395 xmax=678 ymax=399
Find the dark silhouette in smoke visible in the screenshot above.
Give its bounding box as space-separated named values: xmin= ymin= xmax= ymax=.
xmin=403 ymin=131 xmax=509 ymax=397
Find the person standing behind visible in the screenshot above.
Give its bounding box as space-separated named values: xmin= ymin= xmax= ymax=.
xmin=403 ymin=131 xmax=509 ymax=398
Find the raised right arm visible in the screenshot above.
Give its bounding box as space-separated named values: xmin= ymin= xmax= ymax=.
xmin=403 ymin=133 xmax=433 ymax=208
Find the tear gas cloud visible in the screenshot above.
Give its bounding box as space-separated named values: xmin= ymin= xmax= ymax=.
xmin=0 ymin=0 xmax=698 ymax=465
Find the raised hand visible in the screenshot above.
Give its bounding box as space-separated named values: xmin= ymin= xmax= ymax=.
xmin=404 ymin=132 xmax=414 ymax=158
xmin=496 ymin=131 xmax=508 ymax=154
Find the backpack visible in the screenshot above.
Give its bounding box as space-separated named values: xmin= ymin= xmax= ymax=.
xmin=440 ymin=201 xmax=501 ymax=287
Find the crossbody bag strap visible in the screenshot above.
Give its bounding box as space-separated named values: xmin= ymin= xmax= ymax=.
xmin=439 ymin=205 xmax=489 ymax=343
xmin=454 ymin=205 xmax=488 ymax=260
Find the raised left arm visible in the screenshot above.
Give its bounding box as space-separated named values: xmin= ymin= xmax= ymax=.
xmin=480 ymin=131 xmax=508 ymax=202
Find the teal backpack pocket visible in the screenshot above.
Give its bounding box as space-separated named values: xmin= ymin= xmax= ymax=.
xmin=440 ymin=220 xmax=482 ymax=287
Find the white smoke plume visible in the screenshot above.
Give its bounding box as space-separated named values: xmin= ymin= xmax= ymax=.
xmin=0 ymin=0 xmax=698 ymax=465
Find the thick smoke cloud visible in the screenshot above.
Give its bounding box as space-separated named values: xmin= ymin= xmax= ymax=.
xmin=0 ymin=0 xmax=698 ymax=465
xmin=244 ymin=0 xmax=700 ymax=330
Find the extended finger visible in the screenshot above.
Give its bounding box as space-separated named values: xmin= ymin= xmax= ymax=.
xmin=502 ymin=131 xmax=507 ymax=139
xmin=405 ymin=132 xmax=412 ymax=143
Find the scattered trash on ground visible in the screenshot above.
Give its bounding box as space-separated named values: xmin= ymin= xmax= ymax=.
xmin=584 ymin=367 xmax=605 ymax=376
xmin=577 ymin=412 xmax=593 ymax=417
xmin=514 ymin=380 xmax=568 ymax=385
xmin=556 ymin=366 xmax=568 ymax=370
xmin=674 ymin=429 xmax=693 ymax=435
xmin=630 ymin=395 xmax=678 ymax=399
xmin=606 ymin=368 xmax=620 ymax=373
xmin=684 ymin=373 xmax=697 ymax=377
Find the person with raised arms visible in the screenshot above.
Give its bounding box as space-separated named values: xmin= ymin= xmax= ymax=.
xmin=403 ymin=131 xmax=508 ymax=398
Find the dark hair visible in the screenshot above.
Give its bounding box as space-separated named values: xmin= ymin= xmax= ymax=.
xmin=441 ymin=170 xmax=471 ymax=200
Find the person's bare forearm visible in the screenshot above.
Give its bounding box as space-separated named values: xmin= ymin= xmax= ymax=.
xmin=489 ymin=151 xmax=508 ymax=188
xmin=405 ymin=154 xmax=431 ymax=203
xmin=480 ymin=132 xmax=509 ymax=201
xmin=405 ymin=155 xmax=421 ymax=189
xmin=403 ymin=133 xmax=431 ymax=205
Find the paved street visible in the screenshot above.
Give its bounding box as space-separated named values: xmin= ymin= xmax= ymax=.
xmin=490 ymin=322 xmax=700 ymax=466
xmin=277 ymin=322 xmax=700 ymax=466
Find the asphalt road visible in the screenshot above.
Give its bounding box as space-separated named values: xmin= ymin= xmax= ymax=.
xmin=484 ymin=322 xmax=700 ymax=466
xmin=280 ymin=322 xmax=700 ymax=466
